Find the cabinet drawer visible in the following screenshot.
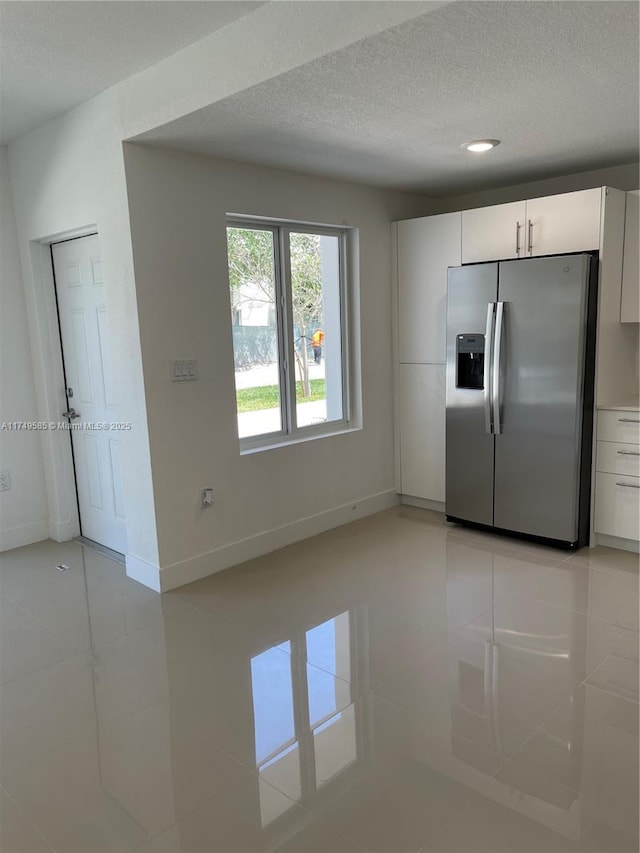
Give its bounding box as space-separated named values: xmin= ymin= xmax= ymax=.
xmin=596 ymin=441 xmax=640 ymax=477
xmin=594 ymin=472 xmax=640 ymax=542
xmin=597 ymin=410 xmax=640 ymax=444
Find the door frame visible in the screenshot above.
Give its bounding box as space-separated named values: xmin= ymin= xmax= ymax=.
xmin=26 ymin=224 xmax=100 ymax=543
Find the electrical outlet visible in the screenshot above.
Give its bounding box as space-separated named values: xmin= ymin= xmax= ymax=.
xmin=201 ymin=488 xmax=214 ymax=508
xmin=0 ymin=471 xmax=11 ymax=491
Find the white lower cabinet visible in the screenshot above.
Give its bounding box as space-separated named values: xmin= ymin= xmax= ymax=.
xmin=594 ymin=473 xmax=640 ymax=541
xmin=594 ymin=409 xmax=640 ymax=543
xmin=398 ymin=363 xmax=445 ymax=502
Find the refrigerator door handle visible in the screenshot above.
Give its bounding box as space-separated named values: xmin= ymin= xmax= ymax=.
xmin=492 ymin=301 xmax=505 ymax=434
xmin=484 ymin=303 xmax=495 ymax=434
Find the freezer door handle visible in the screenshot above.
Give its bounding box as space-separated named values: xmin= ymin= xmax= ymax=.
xmin=484 ymin=303 xmax=496 ymax=434
xmin=492 ymin=301 xmax=505 ymax=434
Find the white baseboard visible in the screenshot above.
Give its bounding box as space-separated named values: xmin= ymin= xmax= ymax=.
xmin=49 ymin=518 xmax=80 ymax=542
xmin=159 ymin=490 xmax=400 ymax=592
xmin=0 ymin=519 xmax=50 ymax=551
xmin=125 ymin=553 xmax=162 ymax=593
xmin=594 ymin=533 xmax=640 ymax=554
xmin=400 ymin=495 xmax=446 ymax=513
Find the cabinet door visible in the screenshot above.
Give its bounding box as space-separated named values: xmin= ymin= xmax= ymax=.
xmin=525 ymin=188 xmax=602 ymax=256
xmin=397 ymin=213 xmax=461 ymax=364
xmin=594 ymin=473 xmax=640 ymax=541
xmin=398 ymin=363 xmax=445 ymax=502
xmin=461 ymin=201 xmax=526 ymax=263
xmin=621 ymin=190 xmax=639 ymax=323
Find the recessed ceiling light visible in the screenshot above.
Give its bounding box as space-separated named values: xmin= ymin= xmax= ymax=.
xmin=462 ymin=139 xmax=501 ymax=153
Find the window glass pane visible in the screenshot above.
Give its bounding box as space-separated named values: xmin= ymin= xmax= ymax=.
xmin=227 ymin=227 xmax=282 ymax=439
xmin=289 ymin=232 xmax=343 ymax=429
xmin=258 ymin=765 xmax=297 ymax=827
xmin=314 ymin=704 xmax=357 ymax=788
xmin=259 ymin=742 xmax=301 ymax=819
xmin=251 ymin=643 xmax=300 ymax=826
xmin=306 ymin=612 xmax=351 ymax=681
xmin=307 ymin=662 xmax=352 ymax=729
xmin=251 ymin=646 xmax=295 ymax=764
xmin=307 ymin=613 xmax=352 ymax=727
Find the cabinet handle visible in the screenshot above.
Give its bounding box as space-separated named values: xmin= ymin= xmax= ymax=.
xmin=617 ymin=450 xmax=640 ymax=456
xmin=618 ymin=418 xmax=640 ymax=423
xmin=527 ymin=219 xmax=533 ymax=255
xmin=515 ymin=221 xmax=521 ymax=256
xmin=615 ymin=482 xmax=640 ymax=489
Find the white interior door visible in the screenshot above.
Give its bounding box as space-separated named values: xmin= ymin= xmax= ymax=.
xmin=52 ymin=235 xmax=127 ymax=554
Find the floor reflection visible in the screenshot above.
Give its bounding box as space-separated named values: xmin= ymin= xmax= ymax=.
xmin=250 ymin=612 xmax=363 ymax=827
xmin=0 ymin=510 xmax=637 ymax=852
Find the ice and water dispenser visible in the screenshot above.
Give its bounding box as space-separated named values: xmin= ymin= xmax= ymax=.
xmin=456 ymin=333 xmax=485 ymax=390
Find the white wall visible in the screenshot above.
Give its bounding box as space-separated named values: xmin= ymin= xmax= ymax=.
xmin=3 ymin=1 xmax=442 ymax=584
xmin=7 ymin=92 xmax=160 ymax=582
xmin=123 ymin=144 xmax=433 ymax=588
xmin=435 ymin=162 xmax=639 ymax=212
xmin=6 ymin=0 xmax=635 ymax=587
xmin=0 ymin=147 xmax=49 ymax=549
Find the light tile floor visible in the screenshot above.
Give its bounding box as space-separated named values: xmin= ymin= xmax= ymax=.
xmin=0 ymin=508 xmax=638 ymax=853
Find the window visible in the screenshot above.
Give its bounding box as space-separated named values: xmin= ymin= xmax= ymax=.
xmin=226 ymin=218 xmax=351 ymax=449
xmin=250 ymin=612 xmax=360 ymax=827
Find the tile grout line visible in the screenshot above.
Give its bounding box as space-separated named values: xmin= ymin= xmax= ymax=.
xmin=579 ymin=656 xmax=640 ymax=704
xmin=0 ymin=783 xmax=56 ymax=853
xmin=416 ymin=676 xmax=591 ymax=853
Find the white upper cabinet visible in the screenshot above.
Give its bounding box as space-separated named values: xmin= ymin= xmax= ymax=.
xmin=461 ymin=201 xmax=525 ymax=263
xmin=525 ymin=188 xmax=602 ymax=257
xmin=461 ymin=188 xmax=603 ymax=264
xmin=621 ymin=190 xmax=639 ymax=323
xmin=397 ymin=212 xmax=461 ymax=364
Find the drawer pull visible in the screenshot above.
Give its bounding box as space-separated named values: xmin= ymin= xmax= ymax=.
xmin=618 ymin=418 xmax=640 ymax=423
xmin=617 ymin=450 xmax=640 ymax=456
xmin=615 ymin=482 xmax=640 ymax=489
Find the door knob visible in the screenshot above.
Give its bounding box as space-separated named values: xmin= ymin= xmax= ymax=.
xmin=62 ymin=408 xmax=80 ymax=420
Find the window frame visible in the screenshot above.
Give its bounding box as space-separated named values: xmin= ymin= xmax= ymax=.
xmin=226 ymin=215 xmax=352 ymax=452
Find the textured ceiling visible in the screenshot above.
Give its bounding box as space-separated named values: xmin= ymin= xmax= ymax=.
xmin=136 ymin=0 xmax=640 ymax=195
xmin=0 ymin=0 xmax=264 ymax=143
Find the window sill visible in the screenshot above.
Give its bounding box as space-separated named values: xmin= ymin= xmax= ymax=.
xmin=239 ymin=422 xmax=361 ymax=456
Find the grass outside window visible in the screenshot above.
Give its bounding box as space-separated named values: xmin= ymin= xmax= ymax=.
xmin=237 ymin=380 xmax=326 ymax=413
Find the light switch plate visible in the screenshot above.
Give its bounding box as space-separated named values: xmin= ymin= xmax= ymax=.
xmin=170 ymin=359 xmax=197 ymax=382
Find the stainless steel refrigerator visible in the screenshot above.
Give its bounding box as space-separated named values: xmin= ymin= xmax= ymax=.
xmin=445 ymin=254 xmax=598 ymax=549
